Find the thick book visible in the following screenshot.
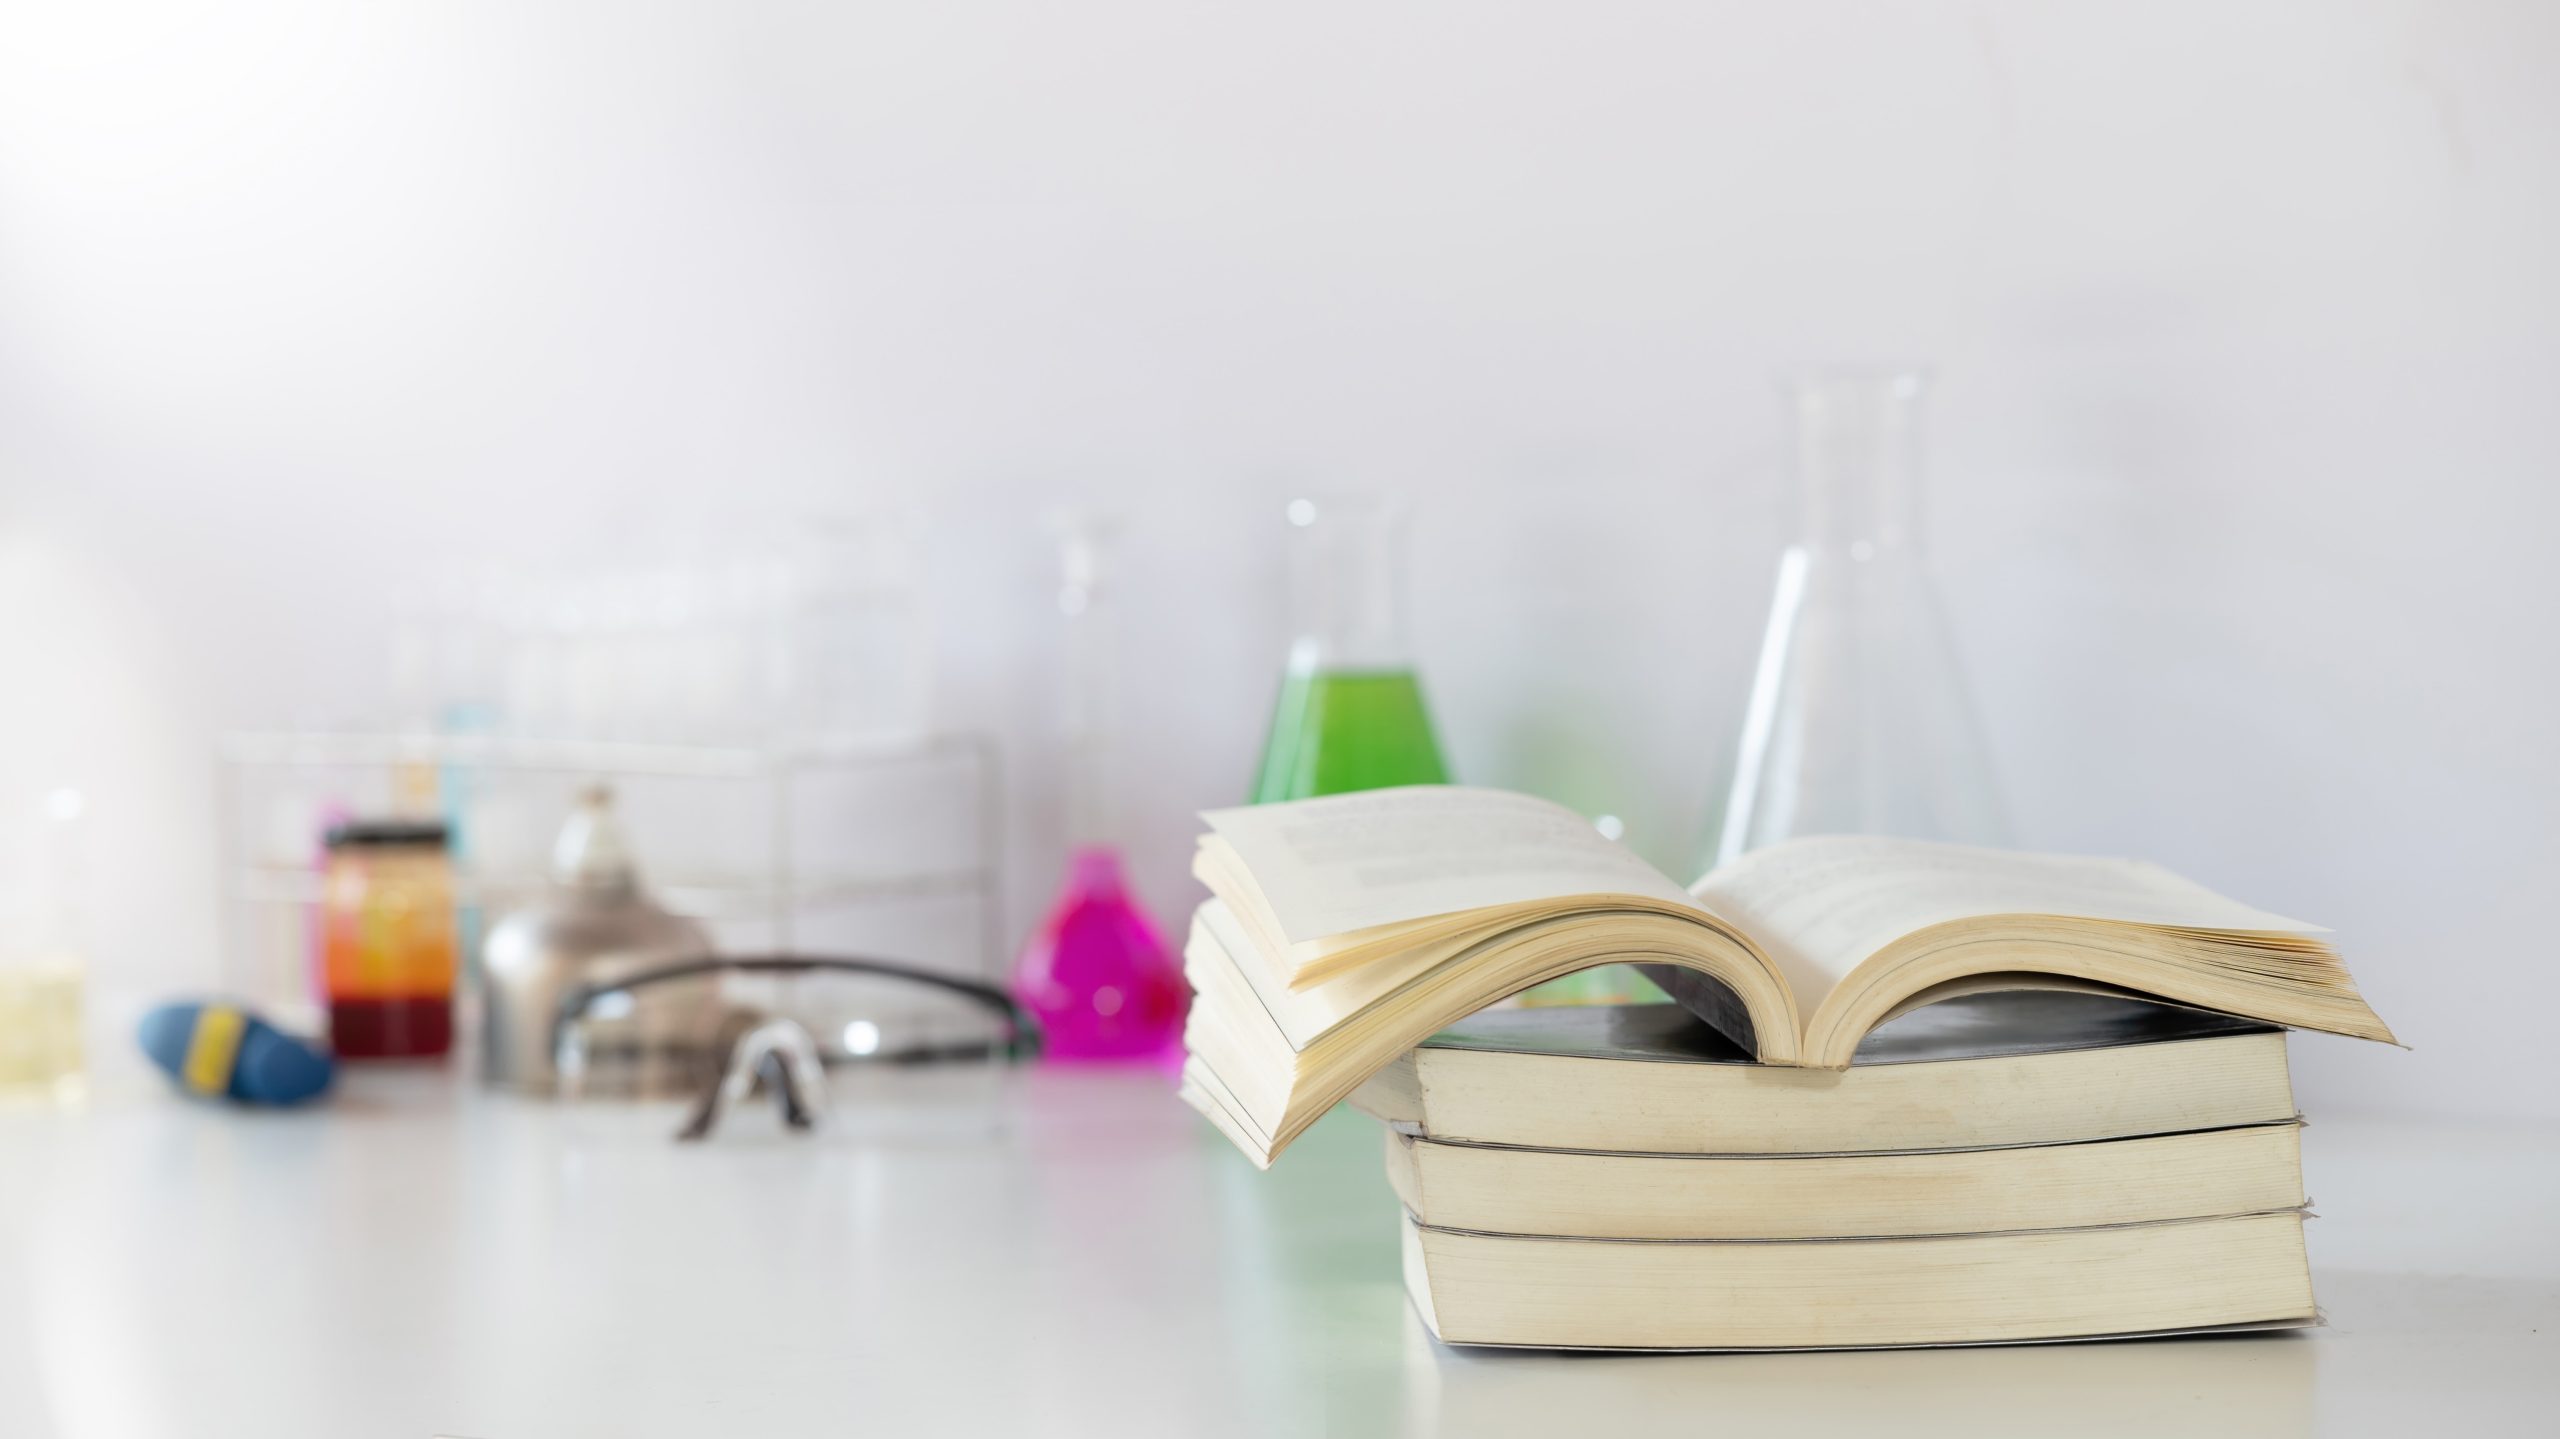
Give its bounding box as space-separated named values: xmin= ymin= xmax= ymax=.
xmin=1348 ymin=991 xmax=2297 ymax=1154
xmin=1182 ymin=786 xmax=2394 ymax=1164
xmin=1401 ymin=1210 xmax=2318 ymax=1351
xmin=1382 ymin=1122 xmax=2306 ymax=1240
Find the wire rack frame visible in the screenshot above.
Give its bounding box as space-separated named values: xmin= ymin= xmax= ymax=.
xmin=212 ymin=730 xmax=1005 ymax=1022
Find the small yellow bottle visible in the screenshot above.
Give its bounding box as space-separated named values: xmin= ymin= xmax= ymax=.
xmin=0 ymin=954 xmax=83 ymax=1098
xmin=2 ymin=788 xmax=88 ymax=1100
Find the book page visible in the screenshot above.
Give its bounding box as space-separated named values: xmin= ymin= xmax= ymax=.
xmin=1693 ymin=834 xmax=2325 ymax=1002
xmin=1201 ymin=787 xmax=1701 ymax=944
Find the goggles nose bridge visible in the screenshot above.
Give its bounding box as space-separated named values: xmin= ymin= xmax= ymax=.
xmin=678 ymin=1017 xmax=829 ymax=1142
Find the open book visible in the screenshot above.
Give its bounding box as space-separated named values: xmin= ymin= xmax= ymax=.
xmin=1180 ymin=786 xmax=2397 ymax=1166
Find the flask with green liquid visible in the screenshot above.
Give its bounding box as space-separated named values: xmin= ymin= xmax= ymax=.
xmin=1250 ymin=496 xmax=1449 ymax=802
xmin=1245 ymin=497 xmax=1641 ymax=1007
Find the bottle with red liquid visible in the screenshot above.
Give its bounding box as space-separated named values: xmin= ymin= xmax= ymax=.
xmin=319 ymin=819 xmax=458 ymax=1058
xmin=1010 ymin=517 xmax=1189 ymax=1066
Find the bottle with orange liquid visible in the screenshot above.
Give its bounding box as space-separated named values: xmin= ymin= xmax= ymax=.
xmin=319 ymin=819 xmax=459 ymax=1059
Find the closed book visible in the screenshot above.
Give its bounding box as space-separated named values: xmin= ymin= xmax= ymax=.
xmin=1401 ymin=1210 xmax=2318 ymax=1351
xmin=1348 ymin=991 xmax=2295 ymax=1156
xmin=1382 ymin=1120 xmax=2306 ymax=1240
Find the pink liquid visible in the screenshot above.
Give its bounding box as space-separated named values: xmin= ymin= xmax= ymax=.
xmin=1011 ymin=846 xmax=1189 ymax=1067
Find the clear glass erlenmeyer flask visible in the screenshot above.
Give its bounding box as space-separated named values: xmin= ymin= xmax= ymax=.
xmin=1249 ymin=496 xmax=1450 ymax=802
xmin=1710 ymin=369 xmax=2010 ymax=866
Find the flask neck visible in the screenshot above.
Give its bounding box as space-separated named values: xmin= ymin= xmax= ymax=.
xmin=1057 ymin=518 xmax=1117 ymax=848
xmin=1061 ymin=843 xmax=1130 ymax=900
xmin=1787 ymin=370 xmax=1930 ymax=554
xmin=552 ymin=786 xmax=639 ymax=894
xmin=1285 ymin=496 xmax=1412 ymax=675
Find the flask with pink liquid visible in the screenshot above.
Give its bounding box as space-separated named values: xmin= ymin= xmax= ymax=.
xmin=1010 ymin=517 xmax=1188 ymax=1065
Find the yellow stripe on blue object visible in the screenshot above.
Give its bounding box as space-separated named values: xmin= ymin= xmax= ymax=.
xmin=183 ymin=1005 xmax=247 ymax=1096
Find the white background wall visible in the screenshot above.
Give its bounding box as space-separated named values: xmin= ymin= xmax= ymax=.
xmin=1 ymin=1 xmax=2552 ymax=1118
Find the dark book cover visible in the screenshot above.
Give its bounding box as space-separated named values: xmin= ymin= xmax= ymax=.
xmin=1427 ymin=989 xmax=2277 ymax=1068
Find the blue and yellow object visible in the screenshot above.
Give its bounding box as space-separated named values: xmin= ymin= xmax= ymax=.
xmin=137 ymin=1001 xmax=336 ymax=1106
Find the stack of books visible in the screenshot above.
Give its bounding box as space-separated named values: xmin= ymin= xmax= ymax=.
xmin=1179 ymin=786 xmax=2399 ymax=1351
xmin=1358 ymin=995 xmax=2312 ymax=1348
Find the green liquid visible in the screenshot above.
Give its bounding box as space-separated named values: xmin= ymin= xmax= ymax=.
xmin=1250 ymin=668 xmax=1450 ymax=803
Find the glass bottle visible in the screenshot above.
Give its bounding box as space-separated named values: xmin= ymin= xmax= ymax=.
xmin=319 ymin=819 xmax=460 ymax=1058
xmin=1711 ymin=369 xmax=2010 ymax=866
xmin=1249 ymin=496 xmax=1450 ymax=801
xmin=1010 ymin=516 xmax=1189 ymax=1066
xmin=0 ymin=789 xmax=88 ymax=1099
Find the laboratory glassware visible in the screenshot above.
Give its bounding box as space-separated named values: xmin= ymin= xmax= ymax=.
xmin=1250 ymin=496 xmax=1450 ymax=802
xmin=319 ymin=819 xmax=460 ymax=1058
xmin=0 ymin=790 xmax=86 ymax=1097
xmin=1010 ymin=516 xmax=1190 ymax=1065
xmin=1710 ymin=369 xmax=2011 ymax=866
xmin=479 ymin=785 xmax=717 ymax=1092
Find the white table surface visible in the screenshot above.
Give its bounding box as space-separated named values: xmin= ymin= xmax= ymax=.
xmin=0 ymin=1065 xmax=2552 ymax=1439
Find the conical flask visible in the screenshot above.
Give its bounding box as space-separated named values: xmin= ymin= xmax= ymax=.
xmin=1250 ymin=496 xmax=1450 ymax=801
xmin=1711 ymin=370 xmax=2010 ymax=865
xmin=1010 ymin=516 xmax=1189 ymax=1066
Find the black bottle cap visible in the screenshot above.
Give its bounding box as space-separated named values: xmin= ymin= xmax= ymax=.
xmin=323 ymin=819 xmax=450 ymax=850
